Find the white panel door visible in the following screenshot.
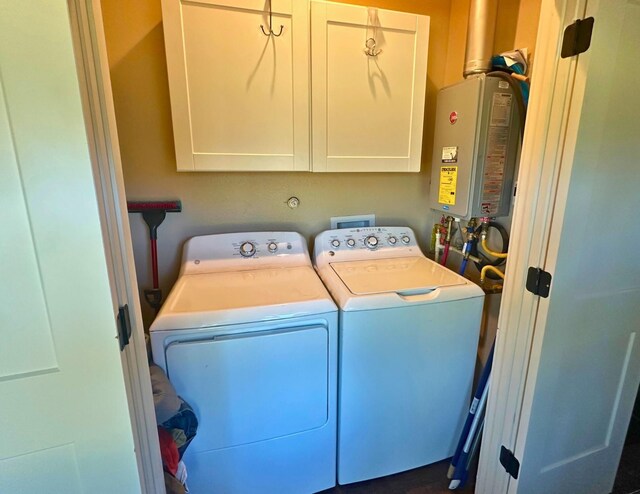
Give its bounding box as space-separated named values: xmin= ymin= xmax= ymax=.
xmin=507 ymin=1 xmax=640 ymax=492
xmin=162 ymin=0 xmax=310 ymax=171
xmin=0 ymin=2 xmax=140 ymax=492
xmin=311 ymin=1 xmax=429 ymax=172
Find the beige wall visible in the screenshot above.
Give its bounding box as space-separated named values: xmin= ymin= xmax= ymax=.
xmin=101 ymin=0 xmax=540 ymax=326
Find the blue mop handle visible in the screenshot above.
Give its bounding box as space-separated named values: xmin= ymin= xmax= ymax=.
xmin=447 ymin=341 xmax=495 ymax=478
xmin=450 ymin=415 xmax=486 ymax=490
xmin=449 ymin=373 xmax=491 ymax=488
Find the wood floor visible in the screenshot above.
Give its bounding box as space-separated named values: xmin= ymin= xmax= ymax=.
xmin=319 ymin=460 xmax=475 ymax=494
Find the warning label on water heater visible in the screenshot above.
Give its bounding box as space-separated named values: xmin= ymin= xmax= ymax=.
xmin=490 ymin=93 xmax=513 ymax=127
xmin=439 ymin=166 xmax=458 ymax=205
xmin=441 ymin=146 xmax=458 ymax=163
xmin=481 ymin=95 xmax=512 ymax=215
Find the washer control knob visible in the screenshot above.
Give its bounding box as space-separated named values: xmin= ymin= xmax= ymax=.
xmin=239 ymin=242 xmax=256 ymax=257
xmin=401 ymin=235 xmax=411 ymax=244
xmin=388 ymin=236 xmax=398 ymax=245
xmin=267 ymin=242 xmax=278 ymax=253
xmin=346 ymin=238 xmax=356 ymax=248
xmin=331 ymin=239 xmax=341 ymax=248
xmin=365 ymin=235 xmax=379 ymax=249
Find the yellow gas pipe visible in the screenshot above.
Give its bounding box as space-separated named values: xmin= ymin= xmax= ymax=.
xmin=480 ymin=264 xmax=505 ymax=283
xmin=481 ymin=237 xmax=508 ymax=259
xmin=479 ymin=219 xmax=508 ymax=283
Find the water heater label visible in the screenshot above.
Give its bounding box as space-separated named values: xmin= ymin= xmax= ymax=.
xmin=490 ymin=93 xmax=513 ymax=127
xmin=441 ymin=146 xmax=458 ymax=163
xmin=482 ymin=118 xmax=511 ymax=215
xmin=439 ymin=166 xmax=457 ymax=205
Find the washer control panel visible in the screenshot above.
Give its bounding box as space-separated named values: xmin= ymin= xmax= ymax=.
xmin=231 ymin=236 xmax=294 ymax=259
xmin=182 ymin=231 xmax=311 ymax=274
xmin=314 ymin=226 xmax=421 ymax=264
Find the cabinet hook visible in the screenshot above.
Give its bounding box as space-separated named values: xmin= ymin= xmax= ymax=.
xmin=260 ymin=0 xmax=284 ymax=37
xmin=364 ymin=38 xmax=382 ymax=57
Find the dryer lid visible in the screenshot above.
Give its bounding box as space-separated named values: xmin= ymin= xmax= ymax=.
xmin=150 ymin=265 xmax=336 ymax=331
xmin=330 ymin=256 xmax=465 ymax=295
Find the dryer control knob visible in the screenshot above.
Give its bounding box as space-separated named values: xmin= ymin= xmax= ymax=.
xmin=346 ymin=238 xmax=356 ymax=248
xmin=240 ymin=242 xmax=256 ymax=257
xmin=365 ymin=235 xmax=379 ymax=249
xmin=401 ymin=235 xmax=411 ymax=244
xmin=388 ymin=236 xmax=398 ymax=245
xmin=331 ymin=239 xmax=341 ymax=248
xmin=267 ymin=242 xmax=278 ymax=253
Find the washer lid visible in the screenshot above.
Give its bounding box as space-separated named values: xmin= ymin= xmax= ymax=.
xmin=330 ymin=256 xmax=465 ymax=295
xmin=150 ymin=265 xmax=336 ymax=331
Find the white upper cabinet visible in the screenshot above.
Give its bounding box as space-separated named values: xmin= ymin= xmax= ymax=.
xmin=162 ymin=0 xmax=429 ymax=172
xmin=310 ymin=2 xmax=429 ymax=173
xmin=161 ymin=0 xmax=310 ymax=171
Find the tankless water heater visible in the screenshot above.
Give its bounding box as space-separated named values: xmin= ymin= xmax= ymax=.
xmin=429 ymin=74 xmax=521 ymax=219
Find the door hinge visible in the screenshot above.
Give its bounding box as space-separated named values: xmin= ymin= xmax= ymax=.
xmin=561 ymin=17 xmax=595 ymax=58
xmin=117 ymin=304 xmax=132 ymax=351
xmin=526 ymin=267 xmax=552 ymax=298
xmin=500 ymin=446 xmax=520 ymax=479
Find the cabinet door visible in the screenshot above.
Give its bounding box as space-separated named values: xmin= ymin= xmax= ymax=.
xmin=311 ymin=2 xmax=429 ymax=172
xmin=162 ymin=0 xmax=309 ymax=171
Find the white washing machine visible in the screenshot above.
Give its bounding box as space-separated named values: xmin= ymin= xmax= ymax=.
xmin=313 ymin=226 xmax=484 ymax=485
xmin=150 ymin=232 xmax=338 ymax=494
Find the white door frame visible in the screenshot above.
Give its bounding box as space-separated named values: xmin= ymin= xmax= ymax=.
xmin=476 ymin=0 xmax=593 ymax=492
xmin=68 ymin=1 xmax=165 ymax=492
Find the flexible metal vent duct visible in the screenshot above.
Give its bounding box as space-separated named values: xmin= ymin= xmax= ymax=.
xmin=463 ymin=0 xmax=498 ymax=77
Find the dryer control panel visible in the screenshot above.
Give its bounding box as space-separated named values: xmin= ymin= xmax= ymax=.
xmin=314 ymin=226 xmax=423 ymax=266
xmin=181 ymin=231 xmax=312 ymax=275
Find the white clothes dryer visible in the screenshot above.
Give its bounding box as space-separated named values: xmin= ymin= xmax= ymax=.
xmin=150 ymin=232 xmax=338 ymax=494
xmin=314 ymin=226 xmax=484 ymax=485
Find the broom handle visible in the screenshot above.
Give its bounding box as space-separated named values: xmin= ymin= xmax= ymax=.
xmin=150 ymin=238 xmax=159 ymax=289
